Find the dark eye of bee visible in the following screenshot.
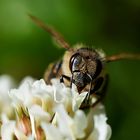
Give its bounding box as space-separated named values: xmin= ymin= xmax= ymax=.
xmin=72 ymin=56 xmax=82 ymax=70
xmin=69 ymin=53 xmax=80 ymax=71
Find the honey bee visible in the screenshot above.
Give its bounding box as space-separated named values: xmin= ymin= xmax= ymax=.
xmin=29 ymin=14 xmax=140 ymax=109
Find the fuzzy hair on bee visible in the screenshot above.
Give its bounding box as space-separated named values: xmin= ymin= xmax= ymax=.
xmin=29 ymin=14 xmax=140 ymax=109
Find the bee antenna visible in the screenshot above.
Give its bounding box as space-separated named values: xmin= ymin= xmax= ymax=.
xmin=106 ymin=53 xmax=140 ymax=62
xmin=28 ymin=13 xmax=71 ymax=50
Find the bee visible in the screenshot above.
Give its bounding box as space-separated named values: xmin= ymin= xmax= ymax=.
xmin=29 ymin=14 xmax=140 ymax=109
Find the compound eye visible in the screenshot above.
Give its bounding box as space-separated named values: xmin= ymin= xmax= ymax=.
xmin=72 ymin=55 xmax=84 ymax=72
xmin=73 ymin=55 xmax=82 ymax=65
xmin=69 ymin=53 xmax=80 ymax=71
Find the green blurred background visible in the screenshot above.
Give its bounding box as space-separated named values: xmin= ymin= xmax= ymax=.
xmin=0 ymin=0 xmax=140 ymax=139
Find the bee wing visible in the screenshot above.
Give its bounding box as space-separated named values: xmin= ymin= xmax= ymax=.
xmin=106 ymin=53 xmax=140 ymax=62
xmin=28 ymin=14 xmax=70 ymax=50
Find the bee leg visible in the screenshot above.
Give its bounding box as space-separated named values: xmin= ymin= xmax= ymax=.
xmin=90 ymin=77 xmax=104 ymax=94
xmin=60 ymin=75 xmax=71 ymax=83
xmin=91 ymin=75 xmax=109 ymax=107
xmin=80 ymin=75 xmax=108 ymax=109
xmin=80 ymin=75 xmax=93 ymax=109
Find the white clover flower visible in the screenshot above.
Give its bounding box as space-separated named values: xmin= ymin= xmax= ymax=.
xmin=0 ymin=76 xmax=111 ymax=140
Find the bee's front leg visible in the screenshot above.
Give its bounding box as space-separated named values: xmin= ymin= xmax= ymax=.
xmin=91 ymin=75 xmax=109 ymax=107
xmin=80 ymin=76 xmax=105 ymax=109
xmin=60 ymin=75 xmax=71 ymax=83
xmin=80 ymin=74 xmax=93 ymax=109
xmin=90 ymin=77 xmax=104 ymax=94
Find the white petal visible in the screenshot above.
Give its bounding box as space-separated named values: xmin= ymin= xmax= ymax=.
xmin=1 ymin=113 xmax=10 ymax=123
xmin=19 ymin=76 xmax=35 ymax=86
xmin=32 ymin=79 xmax=53 ymax=94
xmin=1 ymin=121 xmax=16 ymax=140
xmin=0 ymin=75 xmax=15 ymax=116
xmin=14 ymin=127 xmax=29 ymax=140
xmin=93 ymin=114 xmax=111 ymax=140
xmin=41 ymin=123 xmax=64 ymax=140
xmin=73 ymin=110 xmax=87 ymax=138
xmin=0 ymin=75 xmax=15 ymax=94
xmin=72 ymin=91 xmax=87 ymax=111
xmin=29 ymin=113 xmax=36 ymax=139
xmin=52 ymin=79 xmax=66 ymax=103
xmin=55 ymin=104 xmax=75 ymax=139
xmin=9 ymin=80 xmax=32 ymax=107
xmin=28 ymin=105 xmax=51 ymax=122
xmin=71 ymin=83 xmax=88 ymax=111
xmin=32 ymin=80 xmax=54 ymax=105
xmin=53 ymin=85 xmax=64 ymax=103
xmin=87 ymin=104 xmax=112 ymax=140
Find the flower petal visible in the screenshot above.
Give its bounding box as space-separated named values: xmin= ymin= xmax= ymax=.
xmin=41 ymin=123 xmax=64 ymax=140
xmin=28 ymin=105 xmax=51 ymax=122
xmin=87 ymin=104 xmax=112 ymax=140
xmin=55 ymin=104 xmax=75 ymax=139
xmin=73 ymin=110 xmax=87 ymax=138
xmin=1 ymin=121 xmax=16 ymax=140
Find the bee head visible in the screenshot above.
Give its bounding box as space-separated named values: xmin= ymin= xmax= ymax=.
xmin=69 ymin=48 xmax=103 ymax=89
